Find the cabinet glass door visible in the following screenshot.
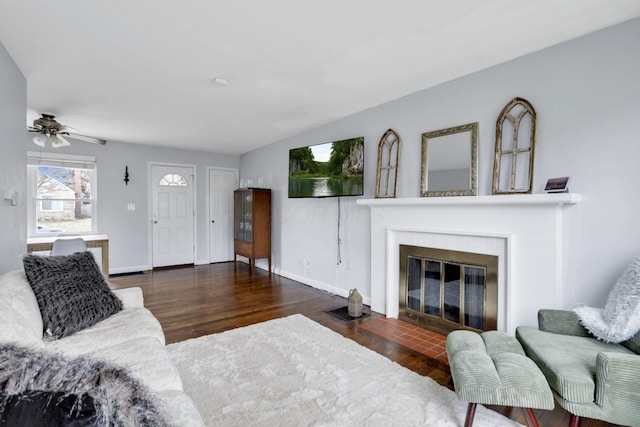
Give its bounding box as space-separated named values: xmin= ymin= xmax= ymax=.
xmin=242 ymin=192 xmax=253 ymax=242
xmin=234 ymin=192 xmax=243 ymax=240
xmin=234 ymin=190 xmax=253 ymax=242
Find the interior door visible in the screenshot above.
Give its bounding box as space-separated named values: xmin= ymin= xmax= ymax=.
xmin=151 ymin=164 xmax=195 ymax=267
xmin=208 ymin=168 xmax=237 ymax=263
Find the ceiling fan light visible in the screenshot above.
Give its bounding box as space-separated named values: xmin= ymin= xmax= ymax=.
xmin=51 ymin=134 xmax=71 ymax=148
xmin=32 ymin=134 xmax=48 ymax=147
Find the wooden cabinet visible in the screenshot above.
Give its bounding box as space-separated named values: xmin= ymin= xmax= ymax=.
xmin=234 ymin=188 xmax=271 ymax=273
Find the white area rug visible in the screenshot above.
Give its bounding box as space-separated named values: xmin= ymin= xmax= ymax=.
xmin=167 ymin=314 xmax=522 ymax=427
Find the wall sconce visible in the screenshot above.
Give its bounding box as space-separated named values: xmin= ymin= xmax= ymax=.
xmin=124 ymin=166 xmax=130 ymax=185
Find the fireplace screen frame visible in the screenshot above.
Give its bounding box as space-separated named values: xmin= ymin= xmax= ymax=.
xmin=399 ymin=245 xmax=498 ymax=334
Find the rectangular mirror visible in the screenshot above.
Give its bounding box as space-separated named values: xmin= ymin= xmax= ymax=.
xmin=421 ymin=122 xmax=478 ymax=197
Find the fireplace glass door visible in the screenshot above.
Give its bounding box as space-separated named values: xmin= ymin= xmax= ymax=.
xmin=400 ymin=246 xmax=497 ymax=334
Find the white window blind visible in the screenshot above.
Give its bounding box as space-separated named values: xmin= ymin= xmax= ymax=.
xmin=27 ymin=151 xmax=96 ymax=169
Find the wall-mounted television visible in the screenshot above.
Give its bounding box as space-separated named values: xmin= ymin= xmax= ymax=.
xmin=288 ymin=136 xmax=364 ymax=198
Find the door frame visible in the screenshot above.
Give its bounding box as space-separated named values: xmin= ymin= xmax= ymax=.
xmin=206 ymin=166 xmax=239 ymax=263
xmin=148 ymin=161 xmax=197 ymax=269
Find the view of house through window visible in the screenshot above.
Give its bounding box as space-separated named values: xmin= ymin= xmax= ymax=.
xmin=27 ymin=153 xmax=97 ymax=235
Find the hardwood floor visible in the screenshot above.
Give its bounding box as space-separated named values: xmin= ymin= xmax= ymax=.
xmin=109 ymin=262 xmax=619 ymax=427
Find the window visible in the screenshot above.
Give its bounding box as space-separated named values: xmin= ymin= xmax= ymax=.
xmin=27 ymin=152 xmax=97 ymax=236
xmin=159 ymin=173 xmax=188 ymax=187
xmin=40 ymin=199 xmax=64 ymax=212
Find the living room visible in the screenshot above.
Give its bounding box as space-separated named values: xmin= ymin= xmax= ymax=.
xmin=1 ymin=9 xmax=639 ymax=312
xmin=2 ymin=3 xmax=640 ymax=426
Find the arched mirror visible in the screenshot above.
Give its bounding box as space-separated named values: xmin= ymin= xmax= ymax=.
xmin=421 ymin=122 xmax=478 ymax=197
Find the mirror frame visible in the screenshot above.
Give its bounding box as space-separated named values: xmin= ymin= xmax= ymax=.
xmin=492 ymin=97 xmax=537 ymax=194
xmin=375 ymin=128 xmax=402 ymax=198
xmin=421 ymin=122 xmax=478 ymax=197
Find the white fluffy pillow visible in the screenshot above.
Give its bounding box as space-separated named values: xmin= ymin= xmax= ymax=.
xmin=574 ymin=253 xmax=640 ymax=343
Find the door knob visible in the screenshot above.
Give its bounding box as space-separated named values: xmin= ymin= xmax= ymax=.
xmin=211 ymin=220 xmax=215 ymax=223
xmin=153 ymin=220 xmax=158 ymax=224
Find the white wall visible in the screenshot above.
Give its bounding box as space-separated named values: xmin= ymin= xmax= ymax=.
xmin=2 ymin=39 xmax=242 ymax=275
xmin=26 ymin=141 xmax=239 ymax=273
xmin=240 ymin=18 xmax=640 ymax=308
xmin=0 ymin=41 xmax=27 ymax=274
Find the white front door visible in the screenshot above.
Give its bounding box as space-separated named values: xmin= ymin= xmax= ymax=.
xmin=151 ymin=164 xmax=195 ymax=267
xmin=208 ymin=168 xmax=237 ymax=263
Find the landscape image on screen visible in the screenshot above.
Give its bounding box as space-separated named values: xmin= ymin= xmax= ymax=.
xmin=288 ymin=137 xmax=364 ymax=198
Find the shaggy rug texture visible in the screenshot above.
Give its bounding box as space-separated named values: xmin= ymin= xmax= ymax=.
xmin=167 ymin=314 xmax=522 ymax=427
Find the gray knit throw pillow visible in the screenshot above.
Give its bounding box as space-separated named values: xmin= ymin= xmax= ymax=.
xmin=0 ymin=344 xmax=169 ymax=427
xmin=23 ymin=251 xmax=123 ymax=339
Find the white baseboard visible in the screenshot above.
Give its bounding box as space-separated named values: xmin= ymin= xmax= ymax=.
xmin=108 ymin=265 xmax=149 ymax=275
xmin=275 ymin=268 xmax=371 ymax=306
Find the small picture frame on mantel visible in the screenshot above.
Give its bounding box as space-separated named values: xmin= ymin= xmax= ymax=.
xmin=544 ymin=177 xmax=570 ymax=193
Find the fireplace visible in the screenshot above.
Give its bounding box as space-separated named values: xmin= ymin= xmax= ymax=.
xmin=399 ymin=245 xmax=498 ymax=334
xmin=357 ymin=194 xmax=581 ymax=334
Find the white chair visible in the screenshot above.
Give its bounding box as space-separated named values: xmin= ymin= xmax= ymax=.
xmin=50 ymin=237 xmax=88 ymax=256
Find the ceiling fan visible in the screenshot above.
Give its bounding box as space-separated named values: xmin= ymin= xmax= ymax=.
xmin=28 ymin=113 xmax=107 ymax=148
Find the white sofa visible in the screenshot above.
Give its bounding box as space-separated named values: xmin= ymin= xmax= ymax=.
xmin=0 ymin=269 xmax=205 ymax=426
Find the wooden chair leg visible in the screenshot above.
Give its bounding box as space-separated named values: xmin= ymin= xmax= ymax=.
xmin=568 ymin=414 xmax=582 ymax=427
xmin=523 ymin=408 xmax=540 ymax=427
xmin=464 ymin=402 xmax=477 ymax=427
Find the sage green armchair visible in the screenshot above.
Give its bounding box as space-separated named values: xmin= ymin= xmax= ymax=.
xmin=516 ymin=309 xmax=640 ymax=427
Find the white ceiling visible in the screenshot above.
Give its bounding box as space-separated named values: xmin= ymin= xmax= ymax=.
xmin=1 ymin=1 xmax=639 ymax=155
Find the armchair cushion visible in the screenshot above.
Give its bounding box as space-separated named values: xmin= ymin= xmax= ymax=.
xmin=516 ymin=326 xmax=634 ymax=404
xmin=538 ymin=309 xmax=640 ymax=353
xmin=538 ymin=309 xmax=592 ymax=337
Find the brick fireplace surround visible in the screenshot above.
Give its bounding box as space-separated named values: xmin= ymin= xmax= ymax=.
xmin=358 ymin=194 xmax=581 ymax=334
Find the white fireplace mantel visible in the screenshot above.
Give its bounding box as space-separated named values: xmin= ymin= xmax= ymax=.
xmin=357 ymin=193 xmax=580 ymax=208
xmin=357 ymin=193 xmax=581 ymax=334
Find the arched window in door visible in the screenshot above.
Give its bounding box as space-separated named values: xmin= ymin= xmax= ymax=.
xmin=159 ymin=173 xmax=188 ymax=187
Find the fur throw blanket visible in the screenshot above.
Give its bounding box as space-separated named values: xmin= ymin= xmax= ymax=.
xmin=0 ymin=344 xmax=169 ymax=427
xmin=574 ymin=253 xmax=640 ymax=343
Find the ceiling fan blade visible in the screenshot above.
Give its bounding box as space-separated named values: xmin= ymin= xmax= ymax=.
xmin=65 ymin=133 xmax=107 ymax=145
xmin=51 ymin=134 xmax=71 ymax=148
xmin=59 ymin=125 xmax=78 ymax=133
